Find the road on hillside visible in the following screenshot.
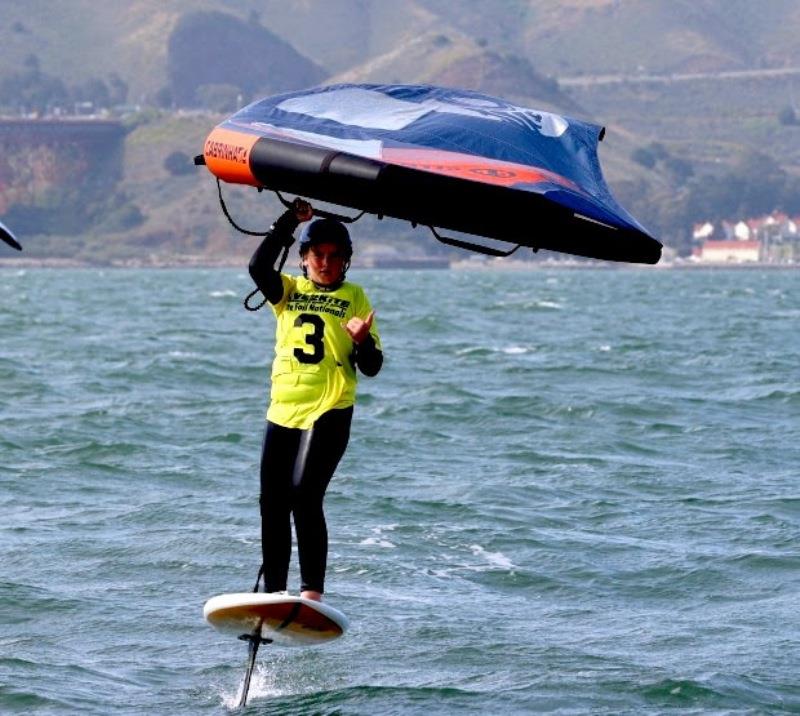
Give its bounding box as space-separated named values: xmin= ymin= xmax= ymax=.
xmin=558 ymin=66 xmax=800 ymax=87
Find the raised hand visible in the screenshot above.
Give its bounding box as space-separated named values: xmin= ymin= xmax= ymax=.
xmin=292 ymin=198 xmax=313 ymax=223
xmin=344 ymin=310 xmax=375 ymax=344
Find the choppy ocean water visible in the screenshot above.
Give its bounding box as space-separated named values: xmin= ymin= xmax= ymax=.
xmin=1 ymin=266 xmax=798 ymax=715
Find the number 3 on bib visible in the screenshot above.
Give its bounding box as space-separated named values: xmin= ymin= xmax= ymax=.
xmin=293 ymin=313 xmax=325 ymax=364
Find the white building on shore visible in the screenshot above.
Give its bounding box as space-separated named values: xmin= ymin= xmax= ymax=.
xmin=692 ymin=212 xmax=799 ymax=263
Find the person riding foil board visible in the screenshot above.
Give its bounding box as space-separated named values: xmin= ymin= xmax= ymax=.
xmin=248 ymin=198 xmax=383 ymax=602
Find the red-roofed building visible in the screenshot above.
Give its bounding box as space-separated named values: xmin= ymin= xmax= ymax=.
xmin=693 ymin=211 xmax=800 ymax=263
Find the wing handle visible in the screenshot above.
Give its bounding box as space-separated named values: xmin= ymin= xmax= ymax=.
xmin=428 ymin=226 xmax=522 ymax=257
xmin=274 ymin=191 xmax=366 ymax=224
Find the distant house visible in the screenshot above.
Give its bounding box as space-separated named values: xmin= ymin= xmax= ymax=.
xmin=759 ymin=213 xmax=800 ymax=263
xmin=733 ymin=220 xmax=751 ymax=240
xmin=692 ymin=221 xmax=714 ymax=241
xmin=716 ymin=219 xmax=751 ymax=241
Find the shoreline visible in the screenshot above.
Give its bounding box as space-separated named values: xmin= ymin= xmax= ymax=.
xmin=1 ymin=256 xmax=798 ymax=270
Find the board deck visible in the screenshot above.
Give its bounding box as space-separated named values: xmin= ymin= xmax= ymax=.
xmin=204 ymin=593 xmax=348 ymax=646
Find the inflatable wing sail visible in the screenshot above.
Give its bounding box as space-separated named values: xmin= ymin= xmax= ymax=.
xmin=200 ymin=84 xmax=661 ymax=264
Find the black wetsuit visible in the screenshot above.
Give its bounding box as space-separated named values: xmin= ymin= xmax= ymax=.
xmin=249 ymin=211 xmax=383 ymax=594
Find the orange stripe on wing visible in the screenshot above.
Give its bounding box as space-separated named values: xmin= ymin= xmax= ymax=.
xmin=382 ymin=147 xmax=577 ymax=190
xmin=203 ymin=126 xmax=261 ymax=186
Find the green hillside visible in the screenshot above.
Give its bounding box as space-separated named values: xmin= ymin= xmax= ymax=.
xmin=417 ymin=0 xmax=800 ymax=76
xmin=7 ymin=0 xmax=798 ymax=104
xmin=0 ymin=1 xmax=440 ymax=102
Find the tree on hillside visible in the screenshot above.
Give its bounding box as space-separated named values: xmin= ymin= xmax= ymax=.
xmin=72 ymin=78 xmax=111 ymax=110
xmin=0 ymin=55 xmax=130 ymax=115
xmin=663 ymin=156 xmax=694 ymax=186
xmin=628 ymin=147 xmax=800 ymax=256
xmin=778 ymin=105 xmax=798 ymax=126
xmin=107 ymin=73 xmax=129 ymax=106
xmin=0 ymin=54 xmax=68 ymax=114
xmin=164 ymin=151 xmax=193 ymax=176
xmin=734 ymin=151 xmax=788 ymax=214
xmin=631 ymin=143 xmax=692 ymax=185
xmin=631 ymin=146 xmax=657 ymax=169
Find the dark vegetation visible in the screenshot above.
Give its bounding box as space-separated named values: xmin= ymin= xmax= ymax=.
xmin=623 ymin=142 xmax=800 ymax=255
xmin=3 ymin=190 xmax=144 ymax=237
xmin=778 ymin=105 xmax=799 ymax=126
xmin=0 ymin=54 xmax=128 ymax=115
xmin=636 ymin=149 xmax=800 ymax=254
xmin=164 ymin=151 xmax=195 ymax=176
xmin=163 ymin=11 xmax=325 ymax=109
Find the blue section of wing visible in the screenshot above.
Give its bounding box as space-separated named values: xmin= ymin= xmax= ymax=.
xmin=225 ymin=83 xmax=650 ymax=237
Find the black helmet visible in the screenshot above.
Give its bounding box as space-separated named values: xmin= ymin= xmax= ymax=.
xmin=298 ymin=219 xmax=352 ymax=260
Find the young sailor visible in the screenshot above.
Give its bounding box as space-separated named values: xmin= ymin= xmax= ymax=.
xmin=248 ymin=199 xmax=383 ymax=602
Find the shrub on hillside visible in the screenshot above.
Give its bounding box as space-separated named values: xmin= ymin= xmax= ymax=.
xmin=164 ymin=151 xmax=194 ymax=176
xmin=631 ymin=147 xmax=657 ymax=168
xmin=778 ymin=105 xmax=798 ymax=126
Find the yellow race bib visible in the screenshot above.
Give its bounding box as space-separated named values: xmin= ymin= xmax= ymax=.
xmin=266 ymin=275 xmax=381 ymax=429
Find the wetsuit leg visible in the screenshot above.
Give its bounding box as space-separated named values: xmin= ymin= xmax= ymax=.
xmin=259 ymin=421 xmax=301 ymax=592
xmin=291 ymin=407 xmax=353 ymax=594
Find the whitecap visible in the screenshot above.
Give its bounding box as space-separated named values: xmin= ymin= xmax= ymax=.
xmin=167 ymin=350 xmax=203 ymax=360
xmin=360 ymin=537 xmax=396 ymax=548
xmin=209 ymin=289 xmax=238 ymax=298
xmin=469 ymin=544 xmax=516 ymax=570
xmin=502 ymin=346 xmax=528 ymax=355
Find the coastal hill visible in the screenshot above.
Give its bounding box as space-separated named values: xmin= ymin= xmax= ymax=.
xmin=4 ymin=1 xmax=799 ymax=99
xmin=1 ymin=0 xmax=798 ymax=264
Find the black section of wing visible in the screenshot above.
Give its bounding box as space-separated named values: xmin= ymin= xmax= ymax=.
xmin=248 ymin=137 xmax=662 ymax=264
xmin=0 ymin=220 xmax=22 ymax=251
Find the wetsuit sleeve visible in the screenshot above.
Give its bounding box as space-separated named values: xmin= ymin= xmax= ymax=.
xmin=248 ymin=210 xmax=299 ymax=305
xmin=353 ymin=334 xmax=383 ymax=377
